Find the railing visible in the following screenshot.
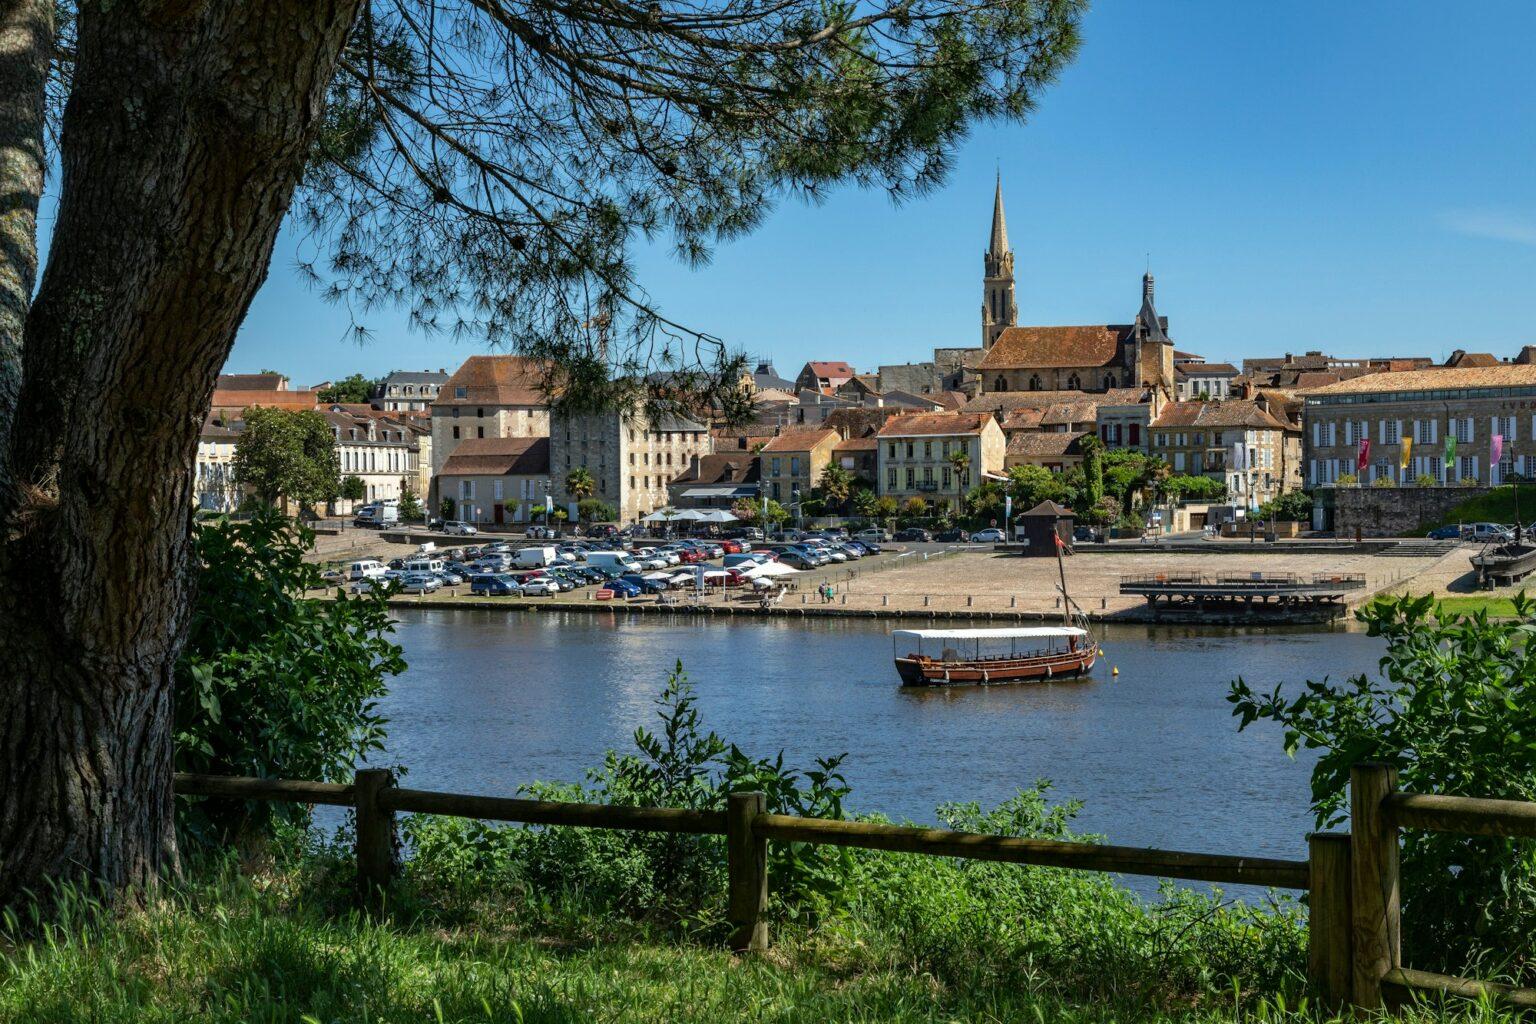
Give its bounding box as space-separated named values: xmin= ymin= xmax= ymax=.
xmin=173 ymin=764 xmax=1536 ymax=1011
xmin=1120 ymin=572 xmax=1368 ymax=590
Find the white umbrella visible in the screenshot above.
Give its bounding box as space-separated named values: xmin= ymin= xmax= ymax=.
xmin=694 ymin=508 xmax=737 ymax=523
xmin=643 ymin=571 xmax=672 ymax=581
xmin=641 ymin=509 xmax=681 ymax=523
xmin=743 ymin=561 xmax=798 ymax=578
xmin=669 ymin=571 xmax=697 ymax=584
xmin=701 ymin=569 xmax=731 ymax=579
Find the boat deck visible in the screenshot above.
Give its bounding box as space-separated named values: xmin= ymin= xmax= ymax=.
xmin=1119 ymin=572 xmax=1368 ymax=608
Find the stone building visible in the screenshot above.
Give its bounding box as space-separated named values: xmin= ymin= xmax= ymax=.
xmin=194 ymin=418 xmax=242 ymax=512
xmin=758 ymin=428 xmax=840 ymax=504
xmin=1302 ymin=364 xmax=1536 ymax=488
xmin=376 ymin=369 xmax=449 ymax=412
xmin=1004 ymin=431 xmax=1088 ymax=473
xmin=667 ymin=454 xmax=760 ymax=509
xmin=793 ymin=361 xmax=857 ymax=395
xmin=323 ymin=406 xmax=428 ymax=511
xmin=980 ymin=174 xmax=1018 ymax=349
xmin=436 ymin=437 xmax=551 ymax=525
xmin=831 ymin=435 xmax=878 ymax=484
xmin=1175 ymin=362 xmax=1239 ymax=400
xmin=974 ymin=272 xmax=1176 ymax=398
xmin=875 ymin=412 xmax=1006 ymax=512
xmin=429 ymin=355 xmax=549 ymax=506
xmin=1149 ymin=400 xmax=1301 ymax=507
xmin=549 ymin=407 xmax=711 ymax=523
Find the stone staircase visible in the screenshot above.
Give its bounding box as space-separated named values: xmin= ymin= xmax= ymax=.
xmin=1375 ymin=540 xmax=1459 ymax=558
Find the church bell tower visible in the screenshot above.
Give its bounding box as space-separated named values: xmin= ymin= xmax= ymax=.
xmin=982 ymin=173 xmax=1017 ymax=349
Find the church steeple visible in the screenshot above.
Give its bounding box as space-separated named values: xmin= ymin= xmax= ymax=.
xmin=1132 ymin=271 xmax=1174 ymax=394
xmin=982 ymin=172 xmax=1017 ymax=349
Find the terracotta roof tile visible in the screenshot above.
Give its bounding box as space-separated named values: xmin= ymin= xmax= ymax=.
xmin=209 ymin=389 xmax=319 ymax=412
xmin=216 ymin=373 xmax=287 ymax=390
xmin=877 ymin=412 xmax=991 ymax=437
xmin=438 ymin=436 xmax=550 ymax=477
xmin=670 ymin=454 xmax=759 ymax=486
xmin=1151 ymin=400 xmax=1293 ymax=431
xmin=1305 ymin=363 xmax=1536 ymax=396
xmin=977 ymin=325 xmax=1128 ymax=370
xmin=806 ymin=361 xmax=856 ymax=379
xmin=760 ymin=428 xmax=839 ymax=453
xmin=1006 ymin=431 xmax=1089 ymax=457
xmin=435 ymin=355 xmax=549 ymax=407
xmin=833 ymin=436 xmax=877 ymax=451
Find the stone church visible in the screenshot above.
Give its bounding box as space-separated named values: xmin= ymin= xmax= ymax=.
xmin=974 ymin=177 xmax=1176 ymax=397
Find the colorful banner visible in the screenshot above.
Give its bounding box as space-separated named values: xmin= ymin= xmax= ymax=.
xmin=1357 ymin=438 xmax=1370 ymax=473
xmin=1444 ymin=434 xmax=1456 ymax=468
xmin=1400 ymin=436 xmax=1412 ymax=471
xmin=1492 ymin=434 xmax=1504 ymax=467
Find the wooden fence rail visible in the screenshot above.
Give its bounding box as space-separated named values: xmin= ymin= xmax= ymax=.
xmin=173 ymin=764 xmax=1536 ymax=1012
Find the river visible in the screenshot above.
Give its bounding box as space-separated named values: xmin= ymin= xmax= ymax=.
xmin=370 ymin=609 xmax=1383 ymax=872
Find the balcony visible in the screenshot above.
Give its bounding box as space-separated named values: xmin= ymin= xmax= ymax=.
xmin=914 ymin=481 xmax=939 ymax=492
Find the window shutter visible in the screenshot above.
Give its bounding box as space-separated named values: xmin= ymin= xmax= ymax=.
xmin=1313 ymin=422 xmax=1321 ymax=446
xmin=1430 ymin=419 xmax=1438 ymax=444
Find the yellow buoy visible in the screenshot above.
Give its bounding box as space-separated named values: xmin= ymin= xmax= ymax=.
xmin=1112 ymin=666 xmax=1120 ymax=676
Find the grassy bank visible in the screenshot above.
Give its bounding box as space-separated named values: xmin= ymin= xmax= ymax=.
xmin=1427 ymin=595 xmax=1527 ymax=618
xmin=0 ymin=867 xmax=1517 ymax=1024
xmin=1410 ymin=485 xmax=1536 ymax=535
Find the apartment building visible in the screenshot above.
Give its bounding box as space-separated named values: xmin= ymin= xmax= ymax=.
xmin=429 ymin=355 xmax=549 ymax=505
xmin=323 ymin=406 xmax=428 ymax=510
xmin=436 ymin=437 xmax=551 ymax=525
xmin=1150 ymin=400 xmax=1300 ymax=507
xmin=875 ymin=412 xmax=1005 ymax=512
xmin=757 ymin=428 xmax=840 ymax=504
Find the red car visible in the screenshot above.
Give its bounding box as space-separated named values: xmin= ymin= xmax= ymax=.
xmin=703 ymin=568 xmax=747 ymax=588
xmin=677 ymin=548 xmax=705 ymax=563
xmin=718 ymin=539 xmax=744 ymax=554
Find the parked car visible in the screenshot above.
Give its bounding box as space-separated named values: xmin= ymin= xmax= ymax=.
xmin=970 ymin=527 xmax=1006 ymax=543
xmin=441 ymin=520 xmax=478 ymax=536
xmin=1425 ymin=524 xmax=1463 ymax=540
xmin=603 ymin=578 xmax=643 ymax=598
xmin=469 ymin=574 xmax=522 ymax=596
xmin=1466 ymin=522 xmax=1514 ymax=542
xmin=434 ymin=569 xmax=465 ymax=586
xmin=1073 ymin=526 xmax=1102 ymax=544
xmin=854 ymin=528 xmax=890 ymax=544
xmin=718 ymin=539 xmax=744 ymax=554
xmin=778 ymin=550 xmax=817 ymax=570
xmin=933 ymin=528 xmax=969 ymax=543
xmin=520 ymin=577 xmax=561 ymax=597
xmin=397 ymin=572 xmax=442 ymax=594
xmin=893 ymin=528 xmax=932 ymax=542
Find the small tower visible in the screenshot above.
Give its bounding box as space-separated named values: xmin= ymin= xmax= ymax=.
xmin=1131 ymin=272 xmax=1175 ymax=394
xmin=982 ymin=173 xmax=1017 ymax=349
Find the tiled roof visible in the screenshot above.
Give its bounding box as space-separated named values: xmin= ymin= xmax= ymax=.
xmin=1039 ymin=400 xmax=1103 ymax=427
xmin=438 ymin=436 xmax=550 ymax=477
xmin=935 ymin=391 xmax=968 ymax=410
xmin=670 ymin=454 xmax=760 ymax=486
xmin=1151 ymin=400 xmax=1293 ymax=431
xmin=209 ymin=389 xmax=318 ymax=412
xmin=1181 ymin=362 xmax=1238 ymax=375
xmin=1000 ymin=408 xmax=1046 ymax=431
xmin=435 ymin=355 xmax=548 ymax=407
xmin=978 ymin=325 xmax=1128 ymax=370
xmin=216 ymin=373 xmax=286 ymax=390
xmin=381 ymin=369 xmax=449 ymax=385
xmin=1006 ymin=431 xmax=1088 ymax=457
xmin=1443 ymin=351 xmax=1499 ymax=368
xmin=880 ymin=389 xmax=944 ymax=409
xmin=806 ymin=360 xmax=856 ymax=379
xmin=877 ymin=412 xmax=991 ymax=438
xmin=833 ymin=436 xmax=878 ymax=451
xmin=1305 ymin=363 xmax=1536 ymax=396
xmin=962 ymin=387 xmax=1147 ymax=414
xmin=760 ymin=428 xmax=839 ymax=453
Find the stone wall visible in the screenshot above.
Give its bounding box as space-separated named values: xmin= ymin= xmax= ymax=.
xmin=1331 ymin=485 xmax=1492 ymax=537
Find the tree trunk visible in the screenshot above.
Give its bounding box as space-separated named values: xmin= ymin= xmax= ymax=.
xmin=0 ymin=0 xmax=361 ymax=906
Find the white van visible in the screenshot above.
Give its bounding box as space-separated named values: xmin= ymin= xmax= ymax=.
xmin=586 ymin=550 xmax=643 ymax=575
xmin=514 ymin=546 xmax=560 ymax=568
xmin=403 ymin=557 xmax=444 ymax=574
xmin=347 ymin=559 xmax=388 ymax=581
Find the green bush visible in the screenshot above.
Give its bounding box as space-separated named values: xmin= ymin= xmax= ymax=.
xmin=1371 ymin=475 xmax=1396 ymax=487
xmin=175 ymin=509 xmax=404 ymax=850
xmin=1257 ymin=490 xmax=1312 ymax=522
xmin=1416 ymin=474 xmax=1438 ymax=487
xmin=1230 ymin=594 xmax=1536 ymax=980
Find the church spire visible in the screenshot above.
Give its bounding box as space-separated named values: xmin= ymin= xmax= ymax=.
xmin=988 ymin=171 xmax=1009 ymax=256
xmin=982 ymin=171 xmax=1016 ymax=349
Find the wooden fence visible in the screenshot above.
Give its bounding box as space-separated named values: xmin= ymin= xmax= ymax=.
xmin=173 ymin=761 xmax=1536 ymax=1011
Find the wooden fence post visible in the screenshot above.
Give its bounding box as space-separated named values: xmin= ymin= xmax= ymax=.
xmin=727 ymin=791 xmax=769 ymax=952
xmin=1308 ymin=832 xmax=1353 ymax=1010
xmin=1350 ymin=763 xmax=1400 ymax=1009
xmin=355 ymin=767 xmax=398 ymax=908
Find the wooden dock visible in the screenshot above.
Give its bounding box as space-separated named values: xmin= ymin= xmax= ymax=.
xmin=1119 ymin=571 xmax=1368 ymax=619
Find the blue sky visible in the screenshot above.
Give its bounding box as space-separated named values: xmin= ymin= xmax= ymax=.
xmin=210 ymin=0 xmax=1536 ymax=383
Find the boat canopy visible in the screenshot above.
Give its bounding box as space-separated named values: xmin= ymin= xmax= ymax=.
xmin=892 ymin=627 xmax=1085 ymax=643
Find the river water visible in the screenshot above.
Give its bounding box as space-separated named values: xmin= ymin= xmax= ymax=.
xmin=371 ymin=609 xmax=1383 ymax=871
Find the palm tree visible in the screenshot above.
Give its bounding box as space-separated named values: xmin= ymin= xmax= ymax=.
xmin=565 ymin=467 xmax=596 ymax=521
xmin=947 ymin=449 xmax=971 ymax=520
xmin=819 ymin=464 xmax=854 ymax=513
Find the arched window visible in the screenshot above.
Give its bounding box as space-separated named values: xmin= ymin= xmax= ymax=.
xmin=994 ymin=376 xmax=1008 ymax=392
xmin=1066 ymin=373 xmax=1081 ymax=390
xmin=1103 ymin=373 xmax=1117 ymax=390
xmin=1029 ymin=374 xmax=1042 ymax=391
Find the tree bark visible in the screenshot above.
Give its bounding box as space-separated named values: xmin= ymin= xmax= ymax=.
xmin=0 ymin=0 xmax=361 ymax=906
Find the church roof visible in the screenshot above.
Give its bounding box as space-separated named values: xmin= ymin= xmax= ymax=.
xmin=962 ymin=387 xmax=1148 ymax=414
xmin=977 ymin=325 xmax=1129 ymax=370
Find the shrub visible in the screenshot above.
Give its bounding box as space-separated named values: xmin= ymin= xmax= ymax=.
xmin=176 ymin=509 xmax=404 ymax=851
xmin=1257 ymin=490 xmax=1312 ymax=522
xmin=1371 ymin=475 xmax=1396 ymax=487
xmin=1337 ymin=473 xmax=1358 ymax=486
xmin=1229 ymin=594 xmax=1536 ymax=980
xmin=1460 ymin=476 xmax=1480 ymax=487
xmin=1416 ymin=473 xmax=1437 ymax=487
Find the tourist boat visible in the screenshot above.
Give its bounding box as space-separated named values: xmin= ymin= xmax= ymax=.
xmin=892 ymin=627 xmax=1098 ymax=686
xmin=1471 ymin=538 xmax=1536 ymax=587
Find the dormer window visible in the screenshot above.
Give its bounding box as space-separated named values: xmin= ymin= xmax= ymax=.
xmin=455 ymin=386 xmax=467 ymax=399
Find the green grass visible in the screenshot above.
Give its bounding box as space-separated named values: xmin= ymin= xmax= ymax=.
xmin=1409 ymin=485 xmax=1536 ymax=536
xmin=0 ymin=871 xmax=1518 ymax=1024
xmin=1425 ymin=596 xmax=1527 ymax=618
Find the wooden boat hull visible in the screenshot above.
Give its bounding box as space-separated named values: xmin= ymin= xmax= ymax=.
xmin=895 ymin=645 xmax=1098 ymax=686
xmin=1471 ymin=542 xmax=1536 ymax=586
